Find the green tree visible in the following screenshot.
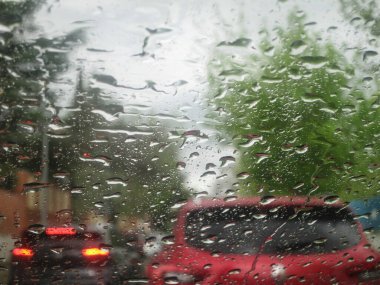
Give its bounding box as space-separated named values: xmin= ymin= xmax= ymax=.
xmin=0 ymin=0 xmax=46 ymax=186
xmin=208 ymin=13 xmax=380 ymax=200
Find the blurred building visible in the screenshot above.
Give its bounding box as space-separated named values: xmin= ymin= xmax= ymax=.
xmin=0 ymin=170 xmax=71 ymax=261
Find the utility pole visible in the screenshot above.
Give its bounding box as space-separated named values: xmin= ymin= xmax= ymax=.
xmin=39 ymin=88 xmax=50 ymax=225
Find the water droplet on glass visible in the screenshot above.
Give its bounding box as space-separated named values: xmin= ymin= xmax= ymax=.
xmin=363 ymin=50 xmax=378 ymax=61
xmin=290 ymin=40 xmax=307 ymax=55
xmin=170 ymin=201 xmax=187 ymax=209
xmin=189 ymin=152 xmax=199 ymax=159
xmin=106 ymin=178 xmax=128 ymax=186
xmin=228 ymin=269 xmax=241 ymax=275
xmin=217 ymin=38 xmax=252 ymax=47
xmin=94 ymin=202 xmax=104 ymax=208
xmin=300 ymin=56 xmax=328 ymax=68
xmin=103 ymin=192 xmax=121 ymax=200
xmin=200 ymin=171 xmax=216 ymax=178
xmin=237 ymin=172 xmax=250 ymax=179
xmin=366 ymin=256 xmax=374 ymax=262
xmin=219 ymin=156 xmax=236 ymax=167
xmin=260 ymin=196 xmax=275 ymax=205
xmin=176 ymin=162 xmax=186 ymax=170
xmin=323 ymin=195 xmax=340 ymax=204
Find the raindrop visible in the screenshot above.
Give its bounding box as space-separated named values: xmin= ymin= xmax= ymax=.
xmin=103 ymin=192 xmax=121 ymax=200
xmin=94 ymin=202 xmax=104 ymax=208
xmin=260 ymin=196 xmax=275 ymax=205
xmin=17 ymin=122 xmax=36 ymax=134
xmin=91 ymin=109 xmax=120 ymax=122
xmin=366 ymin=256 xmax=374 ymax=262
xmin=261 ymin=75 xmax=282 ymax=83
xmin=201 ymin=235 xmax=217 ymax=244
xmin=217 ymin=38 xmax=252 ymax=47
xmin=219 ymin=68 xmax=244 ymax=76
xmin=171 ymin=200 xmax=187 ymax=209
xmin=0 ymin=24 xmax=11 ymax=33
xmin=200 ymin=171 xmax=216 ymax=178
xmin=363 ymin=50 xmax=378 ymax=61
xmin=239 ymin=135 xmax=262 ymax=148
xmin=264 ymin=46 xmax=275 ymax=56
xmin=189 ymin=152 xmax=199 ymax=159
xmin=52 ymin=172 xmax=69 ymax=179
xmin=71 ymin=188 xmax=84 ymax=194
xmin=224 ymin=196 xmax=238 ymax=202
xmin=206 ymin=163 xmax=216 ymax=170
xmin=219 ymin=156 xmax=235 ymax=167
xmin=237 ymin=172 xmax=250 ymax=179
xmin=327 ymin=26 xmax=338 ymax=31
xmin=146 ymin=27 xmax=172 ymax=34
xmin=176 ymin=162 xmax=186 ymax=170
xmin=161 ymin=235 xmax=175 ymax=245
xmin=106 ymin=177 xmax=128 ymax=186
xmin=295 ymin=145 xmax=308 ymax=154
xmin=313 ymin=238 xmax=327 ymax=244
xmin=363 ymin=76 xmax=373 ymax=83
xmin=300 ymin=56 xmax=328 ymax=69
xmin=164 ymin=277 xmax=179 ymax=285
xmin=323 ymin=195 xmax=340 ymax=204
xmin=125 ymin=137 xmax=137 ymax=143
xmin=319 ymin=107 xmax=336 ymax=114
xmin=194 ymin=191 xmax=208 ymax=198
xmin=290 ymin=40 xmax=307 ymax=55
xmin=216 ymin=174 xmax=227 ymax=180
xmin=228 ymin=269 xmax=241 ymax=275
xmin=301 ymin=93 xmax=326 ymax=103
xmin=256 ymin=153 xmax=271 ymax=163
xmin=168 ymin=80 xmax=188 ymax=87
xmin=253 ymin=214 xmax=267 ymax=219
xmin=80 ymin=155 xmax=112 ymax=166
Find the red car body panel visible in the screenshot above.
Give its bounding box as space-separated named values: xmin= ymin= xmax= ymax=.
xmin=147 ymin=197 xmax=380 ymax=285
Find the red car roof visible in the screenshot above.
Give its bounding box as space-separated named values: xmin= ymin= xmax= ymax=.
xmin=179 ymin=195 xmax=345 ymax=213
xmin=174 ymin=196 xmax=349 ymax=243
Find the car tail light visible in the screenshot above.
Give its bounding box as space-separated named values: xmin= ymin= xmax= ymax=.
xmin=82 ymin=247 xmax=110 ymax=257
xmin=45 ymin=227 xmax=76 ymax=235
xmin=12 ymin=248 xmax=34 ymax=258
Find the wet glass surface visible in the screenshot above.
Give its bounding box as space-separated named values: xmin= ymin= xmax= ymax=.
xmin=186 ymin=206 xmax=361 ymax=254
xmin=0 ymin=0 xmax=380 ymax=284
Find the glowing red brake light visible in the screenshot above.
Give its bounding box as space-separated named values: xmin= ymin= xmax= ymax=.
xmin=13 ymin=248 xmax=34 ymax=257
xmin=82 ymin=247 xmax=110 ymax=257
xmin=45 ymin=227 xmax=76 ymax=235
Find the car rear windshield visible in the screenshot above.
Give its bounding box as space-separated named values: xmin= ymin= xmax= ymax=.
xmin=185 ymin=206 xmax=361 ymax=254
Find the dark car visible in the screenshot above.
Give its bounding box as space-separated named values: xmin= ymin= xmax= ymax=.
xmin=9 ymin=225 xmax=118 ymax=285
xmin=147 ymin=196 xmax=380 ymax=284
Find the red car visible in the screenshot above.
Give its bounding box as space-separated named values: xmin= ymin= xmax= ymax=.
xmin=147 ymin=196 xmax=380 ymax=284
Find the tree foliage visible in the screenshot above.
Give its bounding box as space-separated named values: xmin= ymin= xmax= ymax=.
xmin=208 ymin=13 xmax=380 ymax=200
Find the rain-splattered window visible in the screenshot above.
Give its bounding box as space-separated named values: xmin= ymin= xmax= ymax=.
xmin=0 ymin=0 xmax=379 ymax=284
